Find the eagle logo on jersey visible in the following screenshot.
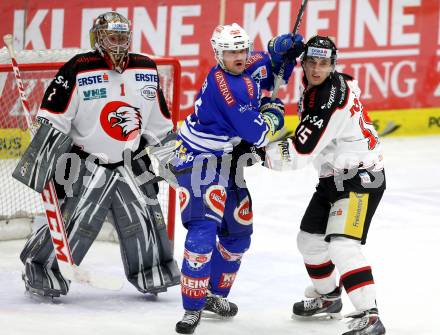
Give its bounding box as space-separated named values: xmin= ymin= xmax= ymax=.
xmin=107 ymin=106 xmax=141 ymax=137
xmin=100 ymin=101 xmax=142 ymax=141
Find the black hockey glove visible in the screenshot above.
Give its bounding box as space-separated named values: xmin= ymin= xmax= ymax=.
xmin=232 ymin=140 xmax=265 ymax=167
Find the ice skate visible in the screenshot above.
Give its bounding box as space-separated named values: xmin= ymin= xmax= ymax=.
xmin=202 ymin=291 xmax=238 ymax=319
xmin=343 ymin=308 xmax=386 ymax=335
xmin=22 ymin=261 xmax=69 ymax=298
xmin=292 ymin=286 xmax=342 ymax=320
xmin=175 ymin=310 xmax=202 ymax=334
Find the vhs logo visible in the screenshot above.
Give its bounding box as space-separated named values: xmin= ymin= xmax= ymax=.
xmin=78 ymin=73 xmax=109 ymax=86
xmin=83 ymin=88 xmax=107 ymax=101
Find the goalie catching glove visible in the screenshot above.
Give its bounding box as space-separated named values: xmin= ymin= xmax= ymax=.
xmin=260 ymin=96 xmax=285 ymax=135
xmin=143 ymin=131 xmax=178 ymax=187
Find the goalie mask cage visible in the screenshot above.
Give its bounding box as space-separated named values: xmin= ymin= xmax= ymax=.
xmin=0 ymin=47 xmax=179 ymax=243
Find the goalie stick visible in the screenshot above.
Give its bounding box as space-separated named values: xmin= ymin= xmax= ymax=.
xmin=3 ymin=34 xmax=123 ymax=291
xmin=271 ymin=0 xmax=308 ymax=100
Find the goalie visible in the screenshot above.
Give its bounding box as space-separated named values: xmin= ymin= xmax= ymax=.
xmin=14 ymin=11 xmax=180 ymax=298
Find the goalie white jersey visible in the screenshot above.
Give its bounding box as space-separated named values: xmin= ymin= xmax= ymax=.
xmin=38 ymin=51 xmax=173 ymax=163
xmin=266 ymin=72 xmax=383 ymax=176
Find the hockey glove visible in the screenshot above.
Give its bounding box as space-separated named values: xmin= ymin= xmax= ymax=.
xmin=264 ymin=137 xmax=295 ymax=171
xmin=268 ymin=34 xmax=304 ymax=83
xmin=259 ymin=96 xmax=285 ymax=134
xmin=268 ymin=33 xmax=304 ymax=63
xmin=232 ymin=140 xmax=265 ymax=167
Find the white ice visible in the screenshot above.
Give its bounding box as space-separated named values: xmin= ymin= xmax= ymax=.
xmin=1 ymin=136 xmax=439 ymax=335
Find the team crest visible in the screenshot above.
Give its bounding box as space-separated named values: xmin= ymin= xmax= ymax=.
xmin=233 ymin=196 xmax=253 ymax=225
xmin=179 ymin=187 xmax=190 ymax=212
xmin=205 ymin=185 xmax=227 ymax=217
xmin=100 ymin=101 xmax=142 ymax=141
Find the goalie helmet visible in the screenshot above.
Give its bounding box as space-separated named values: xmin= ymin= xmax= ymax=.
xmin=210 ymin=23 xmax=252 ymax=70
xmin=90 ymin=12 xmax=132 ymax=73
xmin=302 ymin=35 xmax=338 ymax=66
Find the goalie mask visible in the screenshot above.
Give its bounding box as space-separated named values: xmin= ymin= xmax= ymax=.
xmin=90 ymin=12 xmax=132 ymax=73
xmin=210 ymin=23 xmax=252 ymax=72
xmin=302 ymin=35 xmax=338 ymax=68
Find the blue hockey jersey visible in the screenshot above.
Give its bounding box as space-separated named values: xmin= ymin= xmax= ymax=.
xmin=177 ymin=51 xmax=276 ymax=163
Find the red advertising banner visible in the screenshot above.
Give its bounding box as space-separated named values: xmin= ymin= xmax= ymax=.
xmin=0 ymin=0 xmax=439 ymax=122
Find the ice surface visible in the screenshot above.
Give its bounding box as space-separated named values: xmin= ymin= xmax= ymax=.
xmin=1 ymin=136 xmax=439 ymax=335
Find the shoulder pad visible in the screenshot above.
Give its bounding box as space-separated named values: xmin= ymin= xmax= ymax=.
xmin=245 ymin=51 xmax=268 ymax=69
xmin=127 ymin=53 xmax=158 ymax=69
xmin=70 ymin=51 xmax=107 ymax=73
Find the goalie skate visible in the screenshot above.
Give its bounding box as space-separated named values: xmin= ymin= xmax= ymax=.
xmin=202 ymin=292 xmax=238 ymax=319
xmin=292 ymin=286 xmax=342 ymax=320
xmin=22 ymin=261 xmax=70 ymax=298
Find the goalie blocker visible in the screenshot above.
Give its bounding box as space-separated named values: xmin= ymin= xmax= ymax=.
xmin=12 ymin=122 xmax=73 ymax=193
xmin=17 ymin=123 xmax=180 ymax=297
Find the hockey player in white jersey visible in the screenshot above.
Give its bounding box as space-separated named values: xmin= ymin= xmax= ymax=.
xmin=172 ymin=24 xmax=303 ymax=334
xmin=16 ymin=11 xmax=180 ymax=298
xmin=265 ymin=36 xmax=386 ymax=335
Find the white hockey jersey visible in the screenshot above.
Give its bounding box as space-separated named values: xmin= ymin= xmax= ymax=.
xmin=38 ymin=51 xmax=173 ymax=163
xmin=265 ymin=72 xmax=384 ymax=176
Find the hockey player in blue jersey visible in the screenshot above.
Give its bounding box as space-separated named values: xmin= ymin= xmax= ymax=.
xmin=173 ymin=23 xmax=303 ymax=334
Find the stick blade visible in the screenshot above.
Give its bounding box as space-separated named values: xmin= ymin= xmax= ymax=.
xmin=3 ymin=34 xmax=13 ymax=47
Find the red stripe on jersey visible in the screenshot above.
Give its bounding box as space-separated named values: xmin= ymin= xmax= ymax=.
xmin=243 ymin=76 xmax=254 ymax=98
xmin=214 ymin=70 xmax=235 ymax=106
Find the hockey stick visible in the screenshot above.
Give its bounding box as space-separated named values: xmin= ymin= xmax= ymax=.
xmin=271 ymin=0 xmax=308 ymax=100
xmin=3 ymin=34 xmax=123 ymax=291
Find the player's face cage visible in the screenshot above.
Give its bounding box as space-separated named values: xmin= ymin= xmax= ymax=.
xmin=90 ymin=12 xmax=132 ymax=71
xmin=96 ymin=29 xmax=131 ymax=60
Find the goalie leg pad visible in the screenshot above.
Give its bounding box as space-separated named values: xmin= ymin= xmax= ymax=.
xmin=20 ymin=161 xmax=119 ymax=296
xmin=23 ymin=260 xmax=70 ymax=297
xmin=12 ymin=122 xmax=73 ymax=193
xmin=56 ymin=163 xmax=119 ymax=266
xmin=20 ymin=225 xmax=70 ymax=297
xmin=111 ymin=168 xmax=180 ymax=294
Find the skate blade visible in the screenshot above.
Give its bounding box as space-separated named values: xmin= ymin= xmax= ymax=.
xmin=24 ymin=288 xmax=61 ymax=303
xmin=201 ymin=310 xmax=232 ymax=320
xmin=292 ymin=312 xmax=342 ymax=321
